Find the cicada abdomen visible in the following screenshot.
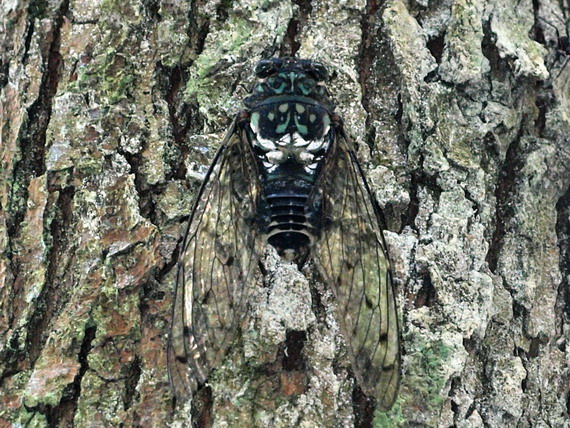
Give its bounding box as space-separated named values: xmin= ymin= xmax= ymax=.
xmin=168 ymin=57 xmax=401 ymax=410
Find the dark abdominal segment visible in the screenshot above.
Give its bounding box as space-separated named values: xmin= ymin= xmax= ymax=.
xmin=267 ymin=192 xmax=311 ymax=257
xmin=264 ymin=178 xmax=319 ymax=262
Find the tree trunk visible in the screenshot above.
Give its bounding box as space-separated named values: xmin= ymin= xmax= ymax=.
xmin=1 ymin=0 xmax=568 ymax=426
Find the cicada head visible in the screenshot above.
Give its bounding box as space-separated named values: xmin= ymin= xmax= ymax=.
xmin=244 ymin=57 xmax=335 ymax=112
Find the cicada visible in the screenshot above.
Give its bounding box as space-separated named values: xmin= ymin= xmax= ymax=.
xmin=168 ymin=57 xmax=401 ymax=410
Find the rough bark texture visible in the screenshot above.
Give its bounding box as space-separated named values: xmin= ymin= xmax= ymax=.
xmin=1 ymin=0 xmax=569 ymax=426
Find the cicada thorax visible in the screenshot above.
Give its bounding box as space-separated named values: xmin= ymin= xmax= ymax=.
xmin=242 ymin=59 xmax=336 ymax=262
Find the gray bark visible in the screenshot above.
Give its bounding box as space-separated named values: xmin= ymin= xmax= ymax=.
xmin=1 ymin=0 xmax=569 ymax=426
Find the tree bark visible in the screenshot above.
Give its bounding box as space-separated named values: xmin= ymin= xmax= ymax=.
xmin=1 ymin=0 xmax=569 ymax=427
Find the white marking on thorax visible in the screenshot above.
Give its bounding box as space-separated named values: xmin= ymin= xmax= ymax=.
xmin=253 ymin=132 xmax=329 ymax=170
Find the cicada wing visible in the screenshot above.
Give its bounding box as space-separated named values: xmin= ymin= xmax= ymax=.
xmin=311 ymin=131 xmax=401 ymax=410
xmin=168 ymin=120 xmax=263 ymax=400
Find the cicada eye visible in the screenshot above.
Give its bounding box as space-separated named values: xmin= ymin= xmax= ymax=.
xmin=301 ymin=60 xmax=329 ymax=82
xmin=255 ymin=59 xmax=278 ymax=78
xmin=309 ymin=62 xmax=329 ymax=82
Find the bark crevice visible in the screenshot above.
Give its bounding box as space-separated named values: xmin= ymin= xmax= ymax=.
xmin=2 ymin=0 xmax=70 ymax=382
xmin=486 ymin=129 xmax=525 ymax=275
xmin=281 ymin=0 xmax=313 ymax=56
xmin=26 ymin=185 xmax=76 ymax=365
xmin=7 ymin=0 xmax=69 ymax=233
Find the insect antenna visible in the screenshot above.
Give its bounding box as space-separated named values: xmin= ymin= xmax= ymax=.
xmin=538 ymin=16 xmax=570 ymax=79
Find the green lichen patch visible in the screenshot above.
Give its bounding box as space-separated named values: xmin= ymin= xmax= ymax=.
xmin=374 ymin=398 xmax=406 ymax=428
xmin=183 ymin=18 xmax=254 ymax=118
xmin=394 ymin=334 xmax=459 ymax=425
xmin=439 ymin=0 xmax=489 ymax=84
xmin=9 ymin=408 xmax=47 ymax=428
xmin=97 ymin=51 xmax=138 ymax=105
xmin=74 ymin=371 xmax=127 ymax=426
xmin=183 ymin=0 xmax=293 ymax=126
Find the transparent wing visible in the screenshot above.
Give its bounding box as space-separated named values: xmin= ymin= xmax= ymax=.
xmin=311 ymin=130 xmax=401 ymax=410
xmin=168 ymin=120 xmax=262 ymax=400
